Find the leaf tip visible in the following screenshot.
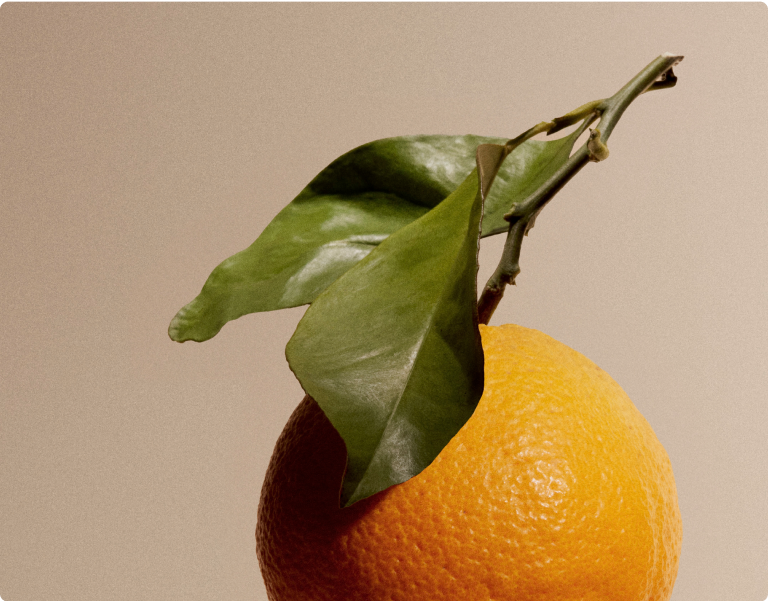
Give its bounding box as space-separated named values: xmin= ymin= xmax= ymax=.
xmin=476 ymin=144 xmax=508 ymax=201
xmin=167 ymin=300 xmax=222 ymax=343
xmin=167 ymin=312 xmax=187 ymax=343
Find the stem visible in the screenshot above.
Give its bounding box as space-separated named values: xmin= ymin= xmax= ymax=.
xmin=477 ymin=53 xmax=683 ymax=325
xmin=477 ymin=220 xmax=526 ymax=325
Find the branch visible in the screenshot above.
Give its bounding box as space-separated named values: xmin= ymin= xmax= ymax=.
xmin=477 ymin=53 xmax=683 ymax=325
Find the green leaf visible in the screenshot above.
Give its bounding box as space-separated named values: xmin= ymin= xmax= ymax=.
xmin=285 ymin=163 xmax=491 ymax=507
xmin=169 ymin=131 xmax=581 ymax=343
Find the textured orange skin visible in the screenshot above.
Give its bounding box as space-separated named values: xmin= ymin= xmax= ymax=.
xmin=256 ymin=324 xmax=682 ymax=601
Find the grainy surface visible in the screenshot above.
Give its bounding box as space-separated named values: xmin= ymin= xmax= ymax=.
xmin=257 ymin=325 xmax=682 ymax=600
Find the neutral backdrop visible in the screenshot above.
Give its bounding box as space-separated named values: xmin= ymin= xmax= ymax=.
xmin=1 ymin=4 xmax=766 ymax=601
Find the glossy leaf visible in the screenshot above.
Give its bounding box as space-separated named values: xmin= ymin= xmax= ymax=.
xmin=169 ymin=130 xmax=582 ymax=343
xmin=285 ymin=166 xmax=489 ymax=507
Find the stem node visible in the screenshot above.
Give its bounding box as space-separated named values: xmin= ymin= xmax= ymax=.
xmin=587 ymin=129 xmax=610 ymax=163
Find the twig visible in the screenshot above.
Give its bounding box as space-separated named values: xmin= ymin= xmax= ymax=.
xmin=477 ymin=53 xmax=683 ymax=325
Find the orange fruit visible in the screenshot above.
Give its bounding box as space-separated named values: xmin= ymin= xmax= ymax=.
xmin=256 ymin=323 xmax=682 ymax=600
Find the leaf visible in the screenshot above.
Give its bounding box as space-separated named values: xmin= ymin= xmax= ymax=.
xmin=169 ymin=130 xmax=582 ymax=343
xmin=285 ymin=161 xmax=494 ymax=506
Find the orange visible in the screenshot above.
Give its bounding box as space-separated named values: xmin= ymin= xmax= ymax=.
xmin=256 ymin=324 xmax=682 ymax=600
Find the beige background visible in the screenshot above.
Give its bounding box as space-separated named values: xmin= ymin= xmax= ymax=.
xmin=1 ymin=3 xmax=766 ymax=600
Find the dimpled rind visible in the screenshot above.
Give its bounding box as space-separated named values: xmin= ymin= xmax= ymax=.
xmin=256 ymin=324 xmax=683 ymax=601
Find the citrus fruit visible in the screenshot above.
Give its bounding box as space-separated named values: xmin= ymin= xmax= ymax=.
xmin=256 ymin=323 xmax=682 ymax=601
